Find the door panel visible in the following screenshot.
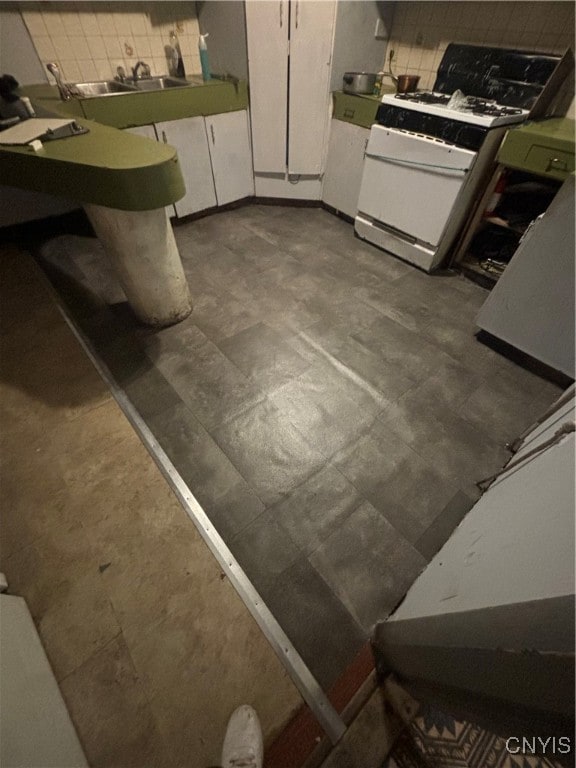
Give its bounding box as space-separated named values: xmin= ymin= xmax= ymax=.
xmin=155 ymin=117 xmax=217 ymax=218
xmin=206 ymin=111 xmax=255 ymax=206
xmin=358 ymin=126 xmax=476 ymax=246
xmin=246 ymin=0 xmax=289 ymax=173
xmin=323 ymin=120 xmax=369 ymax=218
xmin=288 ymin=0 xmax=336 ymax=175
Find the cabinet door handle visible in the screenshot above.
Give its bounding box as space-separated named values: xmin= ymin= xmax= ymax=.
xmin=210 ymin=124 xmax=215 ymax=144
xmin=279 ymin=0 xmax=283 ymax=27
xmin=295 ymin=0 xmax=299 ymax=28
xmin=161 ymin=130 xmax=167 ymax=144
xmin=343 ymin=108 xmax=355 ymax=118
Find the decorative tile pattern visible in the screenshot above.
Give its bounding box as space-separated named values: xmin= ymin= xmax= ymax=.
xmin=383 ymin=702 xmax=566 ymax=768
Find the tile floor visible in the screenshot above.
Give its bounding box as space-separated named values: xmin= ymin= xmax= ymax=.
xmin=0 ymin=245 xmax=303 ymax=768
xmin=32 ymin=204 xmax=562 ymax=691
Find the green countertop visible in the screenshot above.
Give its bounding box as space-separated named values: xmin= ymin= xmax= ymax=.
xmin=0 ymin=78 xmax=249 ymax=211
xmin=332 ymin=89 xmax=393 ymax=129
xmin=497 ymin=117 xmax=575 ymax=181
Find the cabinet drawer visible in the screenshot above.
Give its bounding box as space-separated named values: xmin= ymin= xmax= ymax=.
xmin=525 ymin=144 xmax=575 ymax=181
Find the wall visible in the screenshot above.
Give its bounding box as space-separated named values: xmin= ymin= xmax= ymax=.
xmin=329 ymin=1 xmax=393 ymax=92
xmin=19 ymin=1 xmax=201 ymax=84
xmin=196 ymin=1 xmax=248 ymax=80
xmin=374 ymin=391 xmax=575 ymax=734
xmin=0 ymin=8 xmax=47 ymax=84
xmin=386 ymin=1 xmax=576 ymax=90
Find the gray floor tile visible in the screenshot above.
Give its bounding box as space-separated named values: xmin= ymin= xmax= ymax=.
xmin=299 ymin=323 xmax=416 ymax=406
xmin=262 ymin=557 xmax=367 ymax=689
xmin=187 ymin=285 xmax=262 ymax=343
xmin=206 ymin=482 xmax=265 ymax=541
xmin=333 ymin=419 xmax=461 ymax=543
xmin=351 ymin=314 xmax=455 ymax=383
xmin=229 ymin=510 xmax=301 ymax=596
xmin=217 ymin=322 xmax=311 ymax=390
xmin=148 ymin=324 xmax=266 ymax=431
xmin=334 ymin=237 xmax=414 ymax=283
xmin=378 ymin=385 xmax=510 ymax=490
xmin=212 ymin=399 xmax=325 ymax=506
xmin=269 ymin=465 xmax=363 ymax=556
xmin=146 ymin=401 xmax=249 ymax=510
xmin=414 ymin=490 xmax=477 ymax=561
xmin=225 ymin=231 xmax=290 ymax=273
xmin=35 ymin=204 xmax=562 ymax=696
xmin=309 ymin=501 xmax=426 ymax=632
xmin=269 ymin=361 xmax=380 ymax=459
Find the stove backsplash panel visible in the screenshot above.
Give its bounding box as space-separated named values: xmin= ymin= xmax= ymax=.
xmin=433 ymin=44 xmax=561 ymax=108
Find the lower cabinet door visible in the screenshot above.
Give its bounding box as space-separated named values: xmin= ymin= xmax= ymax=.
xmin=322 ymin=119 xmax=369 ymax=219
xmin=205 ymin=110 xmax=255 ymax=207
xmin=155 ymin=116 xmax=217 ymax=218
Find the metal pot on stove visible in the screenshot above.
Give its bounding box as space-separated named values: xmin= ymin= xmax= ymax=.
xmin=342 ymin=72 xmax=377 ymax=95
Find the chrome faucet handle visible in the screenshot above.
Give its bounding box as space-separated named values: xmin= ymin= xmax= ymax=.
xmin=115 ymin=66 xmax=126 ymax=83
xmin=46 ymin=62 xmax=76 ymax=101
xmin=132 ymin=61 xmax=152 ymax=80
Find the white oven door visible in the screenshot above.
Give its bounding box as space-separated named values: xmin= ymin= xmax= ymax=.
xmin=357 ymin=126 xmax=477 ymax=247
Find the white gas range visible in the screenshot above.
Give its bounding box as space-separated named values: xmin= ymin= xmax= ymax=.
xmin=381 ymin=91 xmax=529 ymax=128
xmin=355 ymin=44 xmax=563 ymax=272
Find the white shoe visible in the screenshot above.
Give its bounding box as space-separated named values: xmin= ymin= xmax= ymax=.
xmin=221 ymin=705 xmax=263 ymax=768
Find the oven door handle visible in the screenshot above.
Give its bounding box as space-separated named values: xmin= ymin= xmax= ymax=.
xmin=365 ymin=151 xmax=470 ymax=174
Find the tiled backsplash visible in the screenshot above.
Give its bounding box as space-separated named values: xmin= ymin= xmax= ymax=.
xmin=21 ymin=2 xmax=201 ymax=84
xmin=386 ymin=1 xmax=575 ymax=90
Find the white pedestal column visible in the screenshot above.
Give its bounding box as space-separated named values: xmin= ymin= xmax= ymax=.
xmin=84 ymin=204 xmax=192 ymax=327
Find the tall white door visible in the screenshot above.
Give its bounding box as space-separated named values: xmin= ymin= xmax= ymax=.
xmin=245 ymin=0 xmax=289 ymax=173
xmin=206 ymin=111 xmax=255 ymax=206
xmin=155 ymin=117 xmax=217 ymax=218
xmin=288 ymin=0 xmax=336 ymax=175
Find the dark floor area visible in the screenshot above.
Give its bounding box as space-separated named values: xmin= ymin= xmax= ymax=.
xmin=32 ymin=204 xmax=561 ymax=691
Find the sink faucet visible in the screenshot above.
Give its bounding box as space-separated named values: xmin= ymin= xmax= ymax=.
xmin=115 ymin=66 xmax=127 ymax=83
xmin=46 ymin=62 xmax=76 ymax=101
xmin=132 ymin=61 xmax=151 ymax=80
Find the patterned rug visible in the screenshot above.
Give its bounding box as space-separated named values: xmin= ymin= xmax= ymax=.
xmin=383 ymin=702 xmax=567 ymax=768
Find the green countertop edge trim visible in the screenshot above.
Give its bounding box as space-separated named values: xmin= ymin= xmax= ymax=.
xmin=0 ymin=80 xmax=249 ymax=210
xmin=79 ymin=80 xmax=249 ymax=128
xmin=332 ymin=91 xmax=386 ymax=129
xmin=497 ymin=117 xmax=576 ymax=181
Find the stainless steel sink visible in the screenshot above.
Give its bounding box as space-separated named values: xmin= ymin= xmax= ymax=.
xmin=71 ymin=80 xmax=138 ymax=97
xmin=69 ymin=76 xmax=194 ymax=99
xmin=133 ymin=76 xmax=193 ymax=91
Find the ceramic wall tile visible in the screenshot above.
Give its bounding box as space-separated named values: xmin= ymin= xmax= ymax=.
xmin=20 ymin=1 xmax=201 ymax=83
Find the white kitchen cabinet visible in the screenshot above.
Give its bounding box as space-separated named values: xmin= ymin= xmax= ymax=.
xmin=124 ymin=124 xmax=157 ymax=140
xmin=246 ymin=0 xmax=335 ymax=183
xmin=205 ymin=110 xmax=254 ymax=206
xmin=288 ymin=0 xmax=336 ymax=175
xmin=244 ymin=0 xmax=288 ymax=173
xmin=155 ymin=116 xmax=217 ymax=218
xmin=322 ymin=119 xmax=369 ymax=218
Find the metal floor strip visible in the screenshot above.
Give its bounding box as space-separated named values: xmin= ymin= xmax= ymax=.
xmin=55 ymin=303 xmax=347 ymax=746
